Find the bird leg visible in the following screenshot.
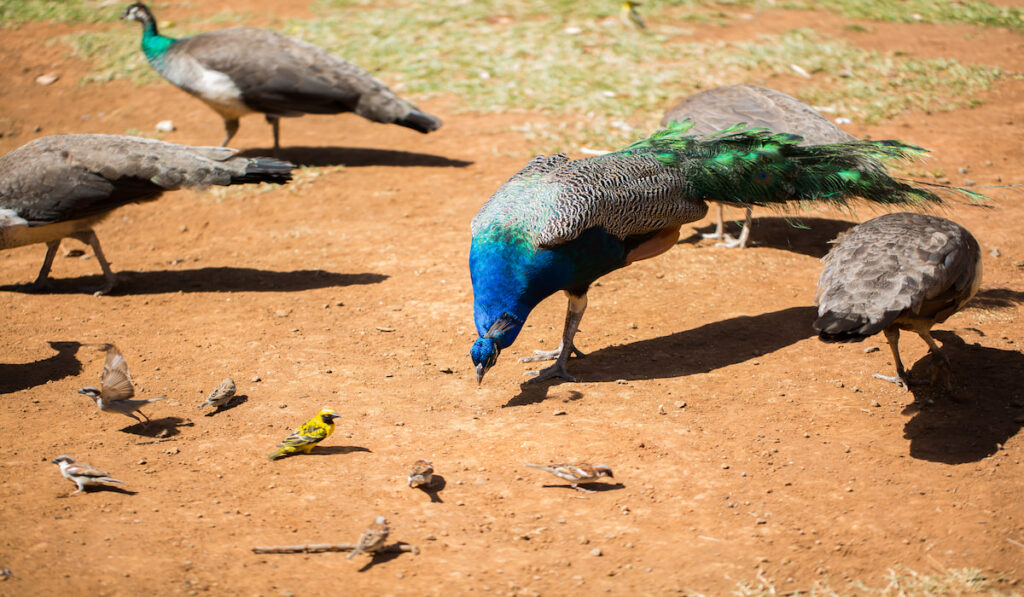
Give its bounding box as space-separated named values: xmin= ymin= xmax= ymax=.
xmin=69 ymin=230 xmax=118 ymax=295
xmin=716 ymin=206 xmax=753 ymax=249
xmin=523 ymin=292 xmax=588 ymax=383
xmin=919 ymin=329 xmax=954 ymax=392
xmin=701 ymin=203 xmax=726 ymax=241
xmin=28 ymin=240 xmax=61 ymax=291
xmin=266 ymin=115 xmax=281 ymax=154
xmin=221 ymin=118 xmax=240 ymax=147
xmin=873 ymin=327 xmax=912 ymax=389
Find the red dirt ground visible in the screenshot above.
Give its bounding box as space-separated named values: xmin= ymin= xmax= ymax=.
xmin=1 ymin=3 xmax=1023 ymax=595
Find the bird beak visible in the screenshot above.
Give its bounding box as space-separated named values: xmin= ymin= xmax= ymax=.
xmin=476 ymin=363 xmax=486 ymax=386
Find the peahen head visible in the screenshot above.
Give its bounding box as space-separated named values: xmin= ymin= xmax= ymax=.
xmin=471 ymin=314 xmax=519 ymax=384
xmin=120 ymin=2 xmax=155 ymax=27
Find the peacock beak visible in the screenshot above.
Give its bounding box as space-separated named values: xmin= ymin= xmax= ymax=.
xmin=476 ymin=363 xmax=487 ymax=385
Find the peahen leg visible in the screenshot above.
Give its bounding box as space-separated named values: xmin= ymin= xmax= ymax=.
xmin=919 ymin=329 xmax=954 ymax=392
xmin=523 ymin=292 xmax=588 ymax=383
xmin=70 ymin=230 xmax=118 ymax=296
xmin=266 ymin=115 xmax=281 ymax=154
xmin=874 ymin=327 xmax=911 ymax=389
xmin=28 ymin=240 xmax=61 ymax=291
xmin=221 ymin=118 xmax=240 ymax=147
xmin=717 ymin=206 xmax=753 ymax=248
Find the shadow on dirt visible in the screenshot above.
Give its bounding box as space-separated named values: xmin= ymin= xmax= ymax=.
xmin=2 ymin=268 xmax=388 ymax=295
xmin=204 ymin=395 xmax=249 ymax=416
xmin=356 ymin=543 xmax=419 ymax=572
xmin=505 ymin=306 xmax=817 ymax=406
xmin=59 ymin=485 xmax=138 ymax=497
xmin=414 ymin=474 xmax=446 ymax=503
xmin=308 ymin=445 xmax=372 ymax=456
xmin=680 ymin=216 xmax=857 ymax=258
xmin=123 ymin=417 xmax=193 ymax=438
xmin=902 ymin=332 xmax=1024 ymax=464
xmin=0 ymin=341 xmax=83 ymax=395
xmin=966 ymin=288 xmax=1024 ymax=310
xmin=240 ymin=146 xmax=473 ymax=169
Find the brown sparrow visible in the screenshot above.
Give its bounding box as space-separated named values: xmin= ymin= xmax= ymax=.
xmin=347 ymin=516 xmax=389 ymax=559
xmin=78 ymin=346 xmax=165 ymax=424
xmin=198 ymin=377 xmax=236 ymax=409
xmin=52 ymin=455 xmax=126 ymax=495
xmin=525 ymin=462 xmax=614 ymax=493
xmin=407 ymin=459 xmax=434 ymax=489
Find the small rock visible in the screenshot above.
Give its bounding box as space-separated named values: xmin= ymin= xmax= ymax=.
xmin=35 ymin=72 xmax=59 ymax=85
xmin=674 ymin=401 xmax=686 ymax=409
xmin=870 ymin=400 xmax=881 ymax=407
xmin=251 ymin=376 xmax=261 ymax=383
xmin=553 ymin=410 xmax=567 ymax=416
xmin=64 ymin=248 xmax=85 ymax=258
xmin=957 ymin=167 xmax=969 ymax=174
xmin=938 ymin=178 xmax=951 ymax=185
xmin=658 ymin=404 xmax=666 ymax=415
xmin=864 ymin=346 xmax=879 ymax=353
xmin=590 ymin=548 xmax=602 ymax=557
xmin=990 ymin=248 xmax=1001 ymax=258
xmin=376 ymin=326 xmax=396 ymax=332
xmin=615 ymin=379 xmax=628 ymax=385
xmin=963 ymin=179 xmax=976 ymax=186
xmin=155 ymin=120 xmax=176 ymax=133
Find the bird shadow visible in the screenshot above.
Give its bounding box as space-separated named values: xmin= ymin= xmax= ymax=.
xmin=60 ymin=485 xmax=138 ymax=497
xmin=505 ymin=306 xmax=817 ymax=406
xmin=541 ymin=482 xmax=625 ymax=493
xmin=414 ymin=475 xmax=446 ymax=503
xmin=310 ymin=445 xmax=372 ymax=456
xmin=356 ymin=543 xmax=418 ymax=572
xmin=0 ymin=341 xmax=83 ymax=395
xmin=240 ymin=146 xmax=473 ymax=169
xmin=967 ymin=288 xmax=1024 ymax=310
xmin=680 ymin=216 xmax=857 ymax=258
xmin=1 ymin=268 xmax=387 ymax=295
xmin=901 ymin=332 xmax=1024 ymax=464
xmin=122 ymin=417 xmax=192 ymax=438
xmin=204 ymin=395 xmax=249 ymax=416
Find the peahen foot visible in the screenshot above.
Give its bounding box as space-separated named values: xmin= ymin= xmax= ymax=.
xmin=519 ymin=344 xmax=586 ymax=363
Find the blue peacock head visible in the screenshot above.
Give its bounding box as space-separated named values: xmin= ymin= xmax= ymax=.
xmin=471 ymin=313 xmax=519 ymax=384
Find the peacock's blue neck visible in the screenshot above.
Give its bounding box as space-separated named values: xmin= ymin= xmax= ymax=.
xmin=470 ymin=224 xmax=628 ymax=349
xmin=140 ymin=21 xmax=176 ymax=64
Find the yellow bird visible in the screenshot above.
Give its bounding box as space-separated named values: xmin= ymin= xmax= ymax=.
xmin=267 ymin=408 xmax=340 ymax=460
xmin=621 ymin=1 xmax=646 ymax=29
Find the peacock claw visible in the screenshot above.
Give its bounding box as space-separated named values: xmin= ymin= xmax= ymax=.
xmin=524 ymin=364 xmax=576 ymax=384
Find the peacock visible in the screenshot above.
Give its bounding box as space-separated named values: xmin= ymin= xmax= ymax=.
xmin=121 ymin=2 xmax=442 ymax=151
xmin=469 ymin=120 xmax=948 ymax=384
xmin=814 ymin=212 xmax=981 ymax=391
xmin=661 ymin=84 xmax=856 ymax=248
xmin=0 ymin=134 xmax=294 ymax=295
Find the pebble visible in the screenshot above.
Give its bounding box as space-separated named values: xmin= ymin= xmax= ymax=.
xmin=155 ymin=120 xmax=175 ymax=132
xmin=35 ymin=72 xmax=59 ymax=85
xmin=590 ymin=548 xmax=602 ymax=557
xmin=864 ymin=346 xmax=879 ymax=353
xmin=957 ymin=167 xmax=969 ymax=174
xmin=251 ymin=376 xmax=261 ymax=382
xmin=963 ymin=179 xmax=976 ymax=186
xmin=553 ymin=410 xmax=567 ymax=416
xmin=990 ymin=248 xmax=1001 ymax=258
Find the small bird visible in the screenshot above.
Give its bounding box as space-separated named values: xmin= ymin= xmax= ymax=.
xmin=51 ymin=455 xmax=126 ymax=495
xmin=197 ymin=378 xmax=236 ymax=410
xmin=347 ymin=516 xmax=390 ymax=560
xmin=121 ymin=3 xmax=442 ymax=151
xmin=525 ymin=463 xmax=614 ymax=493
xmin=267 ymin=408 xmax=341 ymax=460
xmin=78 ymin=346 xmax=165 ymax=425
xmin=0 ymin=134 xmax=294 ymax=294
xmin=814 ymin=212 xmax=981 ymax=391
xmin=470 ymin=120 xmax=949 ymax=383
xmin=407 ymin=459 xmax=434 ymax=489
xmin=661 ymin=84 xmax=857 ymax=248
xmin=621 ymin=1 xmax=646 ymax=29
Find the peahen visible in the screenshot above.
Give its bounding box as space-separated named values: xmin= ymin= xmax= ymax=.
xmin=469 ymin=120 xmax=946 ymax=384
xmin=121 ymin=3 xmax=442 ymax=151
xmin=814 ymin=212 xmax=981 ymax=391
xmin=661 ymin=84 xmax=855 ymax=248
xmin=0 ymin=134 xmax=294 ymax=295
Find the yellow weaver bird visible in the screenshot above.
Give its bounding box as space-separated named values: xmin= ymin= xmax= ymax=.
xmin=267 ymin=408 xmax=340 ymax=460
xmin=621 ymin=1 xmax=646 ymax=29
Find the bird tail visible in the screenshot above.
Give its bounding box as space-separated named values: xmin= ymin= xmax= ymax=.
xmin=627 ymin=120 xmax=984 ymax=210
xmin=394 ymin=108 xmax=442 ymax=134
xmin=101 ymin=477 xmax=126 ymax=485
xmin=147 ymin=395 xmax=167 ymax=403
xmin=813 ymin=312 xmax=894 ymax=343
xmin=267 ymin=447 xmax=291 ymax=461
xmin=524 ymin=463 xmax=552 ymax=472
xmin=232 ymin=158 xmax=295 ymax=185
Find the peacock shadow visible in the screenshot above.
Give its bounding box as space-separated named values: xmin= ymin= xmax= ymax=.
xmin=680 ymin=216 xmax=857 ymax=258
xmin=901 ymin=331 xmax=1024 ymax=464
xmin=505 ymin=305 xmax=817 ymax=406
xmin=2 ymin=268 xmax=387 ymax=295
xmin=240 ymin=146 xmax=472 ymax=169
xmin=966 ymin=288 xmax=1024 ymax=310
xmin=0 ymin=341 xmax=83 ymax=395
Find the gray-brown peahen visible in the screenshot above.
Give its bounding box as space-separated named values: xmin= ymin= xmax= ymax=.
xmin=121 ymin=3 xmax=442 ymax=151
xmin=661 ymin=84 xmax=855 ymax=247
xmin=814 ymin=212 xmax=982 ymax=390
xmin=0 ymin=134 xmax=293 ymax=294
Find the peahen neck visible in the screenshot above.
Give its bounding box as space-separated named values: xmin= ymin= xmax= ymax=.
xmin=139 ymin=19 xmax=176 ymax=63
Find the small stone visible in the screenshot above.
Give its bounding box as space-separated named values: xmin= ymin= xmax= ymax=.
xmin=864 ymin=346 xmax=879 ymax=353
xmin=658 ymin=404 xmax=666 ymax=415
xmin=35 ymin=72 xmax=59 ymax=85
xmin=251 ymin=376 xmax=261 ymax=383
xmin=957 ymin=167 xmax=969 ymax=174
xmin=870 ymin=400 xmax=881 ymax=407
xmin=553 ymin=410 xmax=567 ymax=416
xmin=674 ymin=401 xmax=686 ymax=409
xmin=137 ymin=459 xmax=146 ymax=465
xmin=963 ymin=179 xmax=976 ymax=186
xmin=615 ymin=379 xmax=628 ymax=385
xmin=155 ymin=120 xmax=176 ymax=133
xmin=590 ymin=548 xmax=602 ymax=557
xmin=990 ymin=248 xmax=1001 ymax=258
xmin=938 ymin=178 xmax=951 ymax=185
xmin=376 ymin=326 xmax=396 ymax=332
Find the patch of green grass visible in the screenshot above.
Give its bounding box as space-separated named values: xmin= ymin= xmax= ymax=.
xmin=734 ymin=566 xmax=1010 ymax=596
xmin=59 ymin=30 xmax=163 ymax=85
xmin=0 ymin=0 xmax=116 ymax=26
xmin=778 ymin=0 xmax=1024 ymax=31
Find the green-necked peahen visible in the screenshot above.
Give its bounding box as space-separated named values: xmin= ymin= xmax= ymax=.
xmin=0 ymin=134 xmax=293 ymax=295
xmin=814 ymin=212 xmax=981 ymax=390
xmin=121 ymin=2 xmax=442 ymax=151
xmin=469 ymin=120 xmax=949 ymax=384
xmin=661 ymin=84 xmax=856 ymax=248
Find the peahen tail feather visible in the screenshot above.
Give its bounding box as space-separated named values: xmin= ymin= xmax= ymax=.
xmin=624 ymin=119 xmax=982 ymax=209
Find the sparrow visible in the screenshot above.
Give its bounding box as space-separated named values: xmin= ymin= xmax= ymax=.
xmin=51 ymin=455 xmax=126 ymax=495
xmin=78 ymin=345 xmax=165 ymax=424
xmin=525 ymin=462 xmax=614 ymax=493
xmin=197 ymin=377 xmax=236 ymax=410
xmin=407 ymin=459 xmax=434 ymax=489
xmin=347 ymin=516 xmax=389 ymax=560
xmin=267 ymin=408 xmax=340 ymax=460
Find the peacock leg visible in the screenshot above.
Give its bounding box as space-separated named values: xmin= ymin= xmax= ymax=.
xmin=524 ymin=292 xmax=587 ymax=383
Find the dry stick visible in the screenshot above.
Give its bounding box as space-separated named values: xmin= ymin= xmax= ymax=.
xmin=252 ymin=543 xmax=419 ymax=555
